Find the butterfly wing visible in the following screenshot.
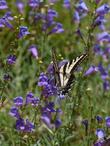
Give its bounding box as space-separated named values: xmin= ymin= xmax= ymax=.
xmin=59 ymin=53 xmax=87 ymax=95
xmin=52 ymin=48 xmax=61 ymax=87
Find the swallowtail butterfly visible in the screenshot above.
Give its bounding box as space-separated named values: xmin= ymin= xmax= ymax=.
xmin=52 ymin=48 xmax=87 ymax=96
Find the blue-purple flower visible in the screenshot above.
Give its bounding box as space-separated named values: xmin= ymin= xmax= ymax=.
xmin=103 ymin=81 xmax=110 ymax=91
xmin=63 ymin=0 xmax=70 ymax=9
xmin=38 ymin=73 xmax=48 ymax=87
xmin=41 ymin=115 xmax=52 ymax=129
xmin=98 ymin=63 xmax=108 ymax=80
xmin=93 ymin=44 xmax=102 ymax=55
xmin=9 ymin=106 xmax=19 ymax=118
xmin=96 ymin=32 xmax=110 ymax=42
xmin=96 ymin=4 xmax=110 ymax=16
xmin=15 ymin=118 xmax=25 ymax=131
xmin=18 ymin=26 xmax=30 ymax=38
xmin=84 ymin=66 xmax=98 ymax=76
xmin=94 ymin=15 xmax=107 ymax=30
xmin=7 ymin=55 xmax=16 ymax=65
xmin=0 ymin=0 xmax=8 ymax=9
xmin=0 ymin=12 xmax=13 ymax=29
xmin=94 ymin=129 xmax=106 ymax=146
xmin=96 ymin=115 xmax=103 ymax=123
xmin=28 ymin=45 xmax=38 ymax=59
xmin=95 ymin=129 xmax=106 ymax=139
xmin=25 ymin=119 xmax=35 ymax=132
xmin=76 ymin=0 xmax=88 ymax=13
xmin=25 ymin=92 xmax=34 ymax=104
xmin=73 ymin=11 xmax=80 ymax=23
xmin=28 ymin=0 xmax=39 ymax=8
xmin=14 ymin=96 xmax=23 ymax=107
xmin=16 ymin=1 xmax=24 ymax=14
xmin=48 ymin=23 xmax=64 ymax=35
xmin=105 ymin=117 xmax=110 ymax=128
xmin=55 ymin=118 xmax=62 ymax=128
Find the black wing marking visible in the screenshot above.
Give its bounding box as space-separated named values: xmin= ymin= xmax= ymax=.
xmin=51 ymin=48 xmax=60 ymax=87
xmin=59 ymin=53 xmax=87 ymax=95
xmin=51 ymin=48 xmax=87 ymax=95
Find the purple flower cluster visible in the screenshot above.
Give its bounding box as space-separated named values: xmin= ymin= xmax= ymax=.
xmin=94 ymin=116 xmax=110 ymax=145
xmin=84 ymin=63 xmax=110 ymax=91
xmin=73 ymin=0 xmax=88 ymax=23
xmin=38 ymin=73 xmax=57 ymax=98
xmin=34 ymin=8 xmax=64 ymax=35
xmin=9 ymin=92 xmax=39 ymax=132
xmin=41 ymin=102 xmax=62 ymax=129
xmin=0 ymin=11 xmax=13 ymax=29
xmin=83 ymin=2 xmax=110 ymax=91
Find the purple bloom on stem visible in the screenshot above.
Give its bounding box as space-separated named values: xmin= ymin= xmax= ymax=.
xmin=16 ymin=118 xmax=25 ymax=131
xmin=97 ymin=32 xmax=110 ymax=42
xmin=42 ymin=83 xmax=57 ymax=98
xmin=9 ymin=106 xmax=19 ymax=118
xmin=0 ymin=0 xmax=8 ymax=9
xmin=47 ymin=63 xmax=54 ymax=75
xmin=105 ymin=117 xmax=110 ymax=128
xmin=48 ymin=9 xmax=58 ymax=19
xmin=95 ymin=129 xmax=106 ymax=139
xmin=38 ymin=73 xmax=48 ymax=87
xmin=55 ymin=119 xmax=62 ymax=128
xmin=63 ymin=0 xmax=70 ymax=9
xmin=96 ymin=115 xmax=103 ymax=123
xmin=38 ymin=72 xmax=57 ymax=97
xmin=94 ymin=16 xmax=106 ymax=30
xmin=29 ymin=45 xmax=38 ymax=59
xmin=96 ymin=4 xmax=110 ymax=16
xmin=4 ymin=12 xmax=13 ymax=21
xmin=14 ymin=96 xmax=23 ymax=106
xmin=18 ymin=26 xmax=30 ymax=38
xmin=0 ymin=12 xmax=13 ymax=29
xmin=25 ymin=92 xmax=34 ymax=104
xmin=7 ymin=55 xmax=16 ymax=65
xmin=73 ymin=11 xmax=80 ymax=23
xmin=16 ymin=1 xmax=24 ymax=14
xmin=76 ymin=0 xmax=88 ymax=13
xmin=31 ymin=97 xmax=40 ymax=106
xmin=2 ymin=18 xmax=13 ymax=29
xmin=25 ymin=119 xmax=35 ymax=132
xmin=41 ymin=115 xmax=52 ymax=129
xmin=0 ymin=18 xmax=5 ymax=27
xmin=46 ymin=102 xmax=55 ymax=112
xmin=84 ymin=66 xmax=98 ymax=76
xmin=28 ymin=0 xmax=39 ymax=8
xmin=98 ymin=64 xmax=108 ymax=80
xmin=94 ymin=44 xmax=102 ymax=55
xmin=103 ymin=81 xmax=110 ymax=91
xmin=49 ymin=23 xmax=64 ymax=35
